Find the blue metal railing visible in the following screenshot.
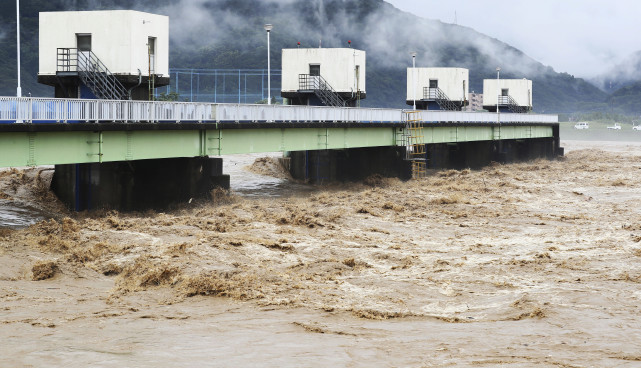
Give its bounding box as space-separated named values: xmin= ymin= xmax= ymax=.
xmin=0 ymin=97 xmax=558 ymax=125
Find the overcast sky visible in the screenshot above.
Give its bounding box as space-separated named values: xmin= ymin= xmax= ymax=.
xmin=385 ymin=0 xmax=638 ymax=78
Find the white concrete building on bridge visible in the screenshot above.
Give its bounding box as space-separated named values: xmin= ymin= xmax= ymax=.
xmin=483 ymin=78 xmax=532 ymax=113
xmin=38 ymin=10 xmax=170 ymax=100
xmin=281 ymin=48 xmax=366 ymax=107
xmin=406 ymin=67 xmax=469 ymax=111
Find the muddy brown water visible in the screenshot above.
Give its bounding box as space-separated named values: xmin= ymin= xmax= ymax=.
xmin=0 ymin=200 xmax=46 ymax=229
xmin=0 ymin=154 xmax=309 ymax=230
xmin=2 ymin=143 xmax=641 ymax=367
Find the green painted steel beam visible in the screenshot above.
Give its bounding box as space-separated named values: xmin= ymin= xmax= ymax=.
xmin=209 ymin=127 xmax=398 ymax=155
xmin=0 ymin=125 xmax=554 ymax=167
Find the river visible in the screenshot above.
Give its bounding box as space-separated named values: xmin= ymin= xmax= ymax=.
xmin=2 ymin=141 xmax=641 ymax=367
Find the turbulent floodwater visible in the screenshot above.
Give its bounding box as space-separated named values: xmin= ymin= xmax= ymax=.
xmin=0 ymin=167 xmax=60 ymax=230
xmin=2 ymin=141 xmax=641 ymax=367
xmin=225 ymin=153 xmax=314 ymax=198
xmin=0 ymin=154 xmax=306 ymax=229
xmin=0 ymin=200 xmax=46 ymax=229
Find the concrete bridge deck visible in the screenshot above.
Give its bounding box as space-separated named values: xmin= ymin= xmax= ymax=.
xmin=0 ymin=97 xmax=558 ymax=167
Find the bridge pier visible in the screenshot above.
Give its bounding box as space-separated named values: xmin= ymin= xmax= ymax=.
xmin=287 ymin=137 xmax=562 ymax=182
xmin=287 ymin=147 xmax=411 ymax=183
xmin=51 ymin=157 xmax=230 ymax=211
xmin=428 ymin=137 xmax=560 ymax=170
xmin=427 ymin=141 xmax=495 ymax=170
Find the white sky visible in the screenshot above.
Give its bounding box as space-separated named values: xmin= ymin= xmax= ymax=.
xmin=385 ymin=0 xmax=639 ymax=78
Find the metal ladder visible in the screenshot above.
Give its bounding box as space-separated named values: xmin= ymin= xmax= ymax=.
xmin=57 ymin=48 xmax=129 ymax=100
xmin=403 ymin=111 xmax=427 ymax=179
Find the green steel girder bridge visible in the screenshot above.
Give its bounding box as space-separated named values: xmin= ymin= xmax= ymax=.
xmin=0 ymin=97 xmax=558 ymax=168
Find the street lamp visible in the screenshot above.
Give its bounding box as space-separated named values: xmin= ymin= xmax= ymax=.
xmin=496 ymin=67 xmax=501 ymax=116
xmin=410 ymin=51 xmax=417 ymax=110
xmin=16 ymin=0 xmax=21 ymax=97
xmin=264 ymin=24 xmax=273 ymax=105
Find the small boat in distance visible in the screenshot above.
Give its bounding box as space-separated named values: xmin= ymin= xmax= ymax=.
xmin=574 ymin=122 xmax=589 ymax=129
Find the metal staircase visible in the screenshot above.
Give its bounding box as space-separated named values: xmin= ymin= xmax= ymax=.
xmin=298 ymin=74 xmax=347 ymax=107
xmin=498 ymin=95 xmax=529 ymax=113
xmin=423 ymin=87 xmax=459 ymax=111
xmin=57 ymin=48 xmax=129 ymax=100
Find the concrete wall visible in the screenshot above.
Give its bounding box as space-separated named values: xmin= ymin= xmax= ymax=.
xmin=407 ymin=68 xmax=469 ymax=102
xmin=39 ymin=10 xmax=169 ymax=77
xmin=483 ymin=79 xmax=532 ymax=107
xmin=281 ymin=48 xmax=366 ymax=94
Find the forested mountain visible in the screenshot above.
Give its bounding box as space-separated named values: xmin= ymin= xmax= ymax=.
xmin=604 ymin=82 xmax=641 ymax=115
xmin=0 ymin=0 xmax=615 ymax=113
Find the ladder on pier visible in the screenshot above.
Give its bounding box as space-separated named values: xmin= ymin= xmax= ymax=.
xmin=403 ymin=111 xmax=427 ymax=179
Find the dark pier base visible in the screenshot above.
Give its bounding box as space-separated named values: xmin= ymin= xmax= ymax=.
xmin=428 ymin=137 xmax=561 ymax=170
xmin=51 ymin=157 xmax=230 ymax=212
xmin=286 ymin=146 xmax=412 ymax=183
xmin=287 ymin=138 xmax=562 ymax=183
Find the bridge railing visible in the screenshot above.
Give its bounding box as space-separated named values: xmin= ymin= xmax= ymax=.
xmin=417 ymin=111 xmax=554 ymax=123
xmin=213 ymin=103 xmax=401 ymax=123
xmin=0 ymin=97 xmax=557 ymax=124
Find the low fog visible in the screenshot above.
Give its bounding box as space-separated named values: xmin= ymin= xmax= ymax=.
xmin=146 ymin=0 xmax=550 ymax=79
xmin=387 ymin=0 xmax=641 ymax=80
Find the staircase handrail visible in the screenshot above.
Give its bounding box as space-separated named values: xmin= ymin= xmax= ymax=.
xmin=298 ymin=74 xmax=346 ymax=107
xmin=498 ymin=95 xmax=528 ymax=113
xmin=422 ymin=87 xmax=459 ymax=111
xmin=56 ymin=48 xmax=129 ymax=100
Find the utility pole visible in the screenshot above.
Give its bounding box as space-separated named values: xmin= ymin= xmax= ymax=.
xmin=496 ymin=67 xmax=501 ymax=123
xmin=16 ymin=0 xmax=22 ymax=97
xmin=264 ymin=24 xmax=273 ymax=105
xmin=410 ymin=51 xmax=417 ymax=110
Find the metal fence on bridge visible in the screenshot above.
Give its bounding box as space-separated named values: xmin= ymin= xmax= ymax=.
xmin=0 ymin=97 xmax=558 ymax=124
xmin=161 ymin=68 xmax=282 ymax=104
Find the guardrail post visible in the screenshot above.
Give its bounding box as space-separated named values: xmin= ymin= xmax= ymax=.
xmin=27 ymin=98 xmax=33 ymax=123
xmin=15 ymin=98 xmax=21 ymax=124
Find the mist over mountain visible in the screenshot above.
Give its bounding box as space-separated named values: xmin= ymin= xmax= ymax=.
xmin=592 ymin=50 xmax=641 ymax=91
xmin=586 ymin=50 xmax=641 ymax=115
xmin=0 ymin=0 xmax=612 ymax=113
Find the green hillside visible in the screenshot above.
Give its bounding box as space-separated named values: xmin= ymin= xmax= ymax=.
xmin=0 ymin=0 xmax=611 ymax=113
xmin=606 ymin=82 xmax=641 ymax=115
